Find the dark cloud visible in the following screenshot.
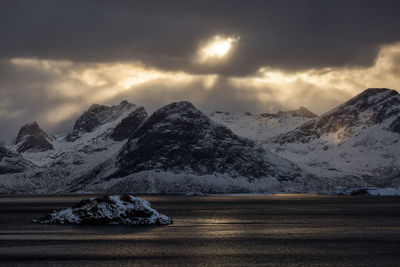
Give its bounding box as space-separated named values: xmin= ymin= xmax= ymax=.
xmin=1 ymin=0 xmax=400 ymax=75
xmin=1 ymin=1 xmax=400 ymax=141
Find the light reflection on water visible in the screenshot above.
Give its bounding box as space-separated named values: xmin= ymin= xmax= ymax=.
xmin=1 ymin=194 xmax=400 ymax=265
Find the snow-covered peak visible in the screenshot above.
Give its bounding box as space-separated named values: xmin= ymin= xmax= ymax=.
xmin=132 ymin=101 xmax=211 ymax=138
xmin=72 ymin=100 xmax=138 ymax=133
xmin=277 ymin=88 xmax=400 ymax=144
xmin=66 ymin=100 xmax=145 ymax=141
xmin=147 ymin=101 xmax=202 ymax=122
xmin=323 ymin=88 xmax=399 ymax=116
xmin=266 ymin=88 xmax=400 ymax=187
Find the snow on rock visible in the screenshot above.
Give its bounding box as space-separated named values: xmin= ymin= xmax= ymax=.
xmin=3 ymin=89 xmax=400 ymax=194
xmin=0 ymin=100 xmax=146 ymax=193
xmin=70 ymin=101 xmax=310 ymax=193
xmin=0 ymin=145 xmax=34 ymax=174
xmin=266 ymin=88 xmax=400 ymax=187
xmin=15 ymin=121 xmax=53 ymax=153
xmin=33 ymin=195 xmax=172 ymax=225
xmin=275 ymin=88 xmax=400 ymax=144
xmin=210 ymin=106 xmax=316 ymax=142
xmin=66 ymin=100 xmax=146 ymax=141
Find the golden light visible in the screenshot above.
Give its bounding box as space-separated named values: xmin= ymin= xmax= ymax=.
xmin=196 ymin=35 xmax=239 ymax=63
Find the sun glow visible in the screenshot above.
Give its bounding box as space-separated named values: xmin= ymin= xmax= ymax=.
xmin=196 ymin=35 xmax=239 ymax=63
xmin=6 ymin=42 xmax=400 ymax=130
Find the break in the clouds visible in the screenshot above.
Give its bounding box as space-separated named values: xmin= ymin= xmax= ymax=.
xmin=1 ymin=0 xmax=400 ymax=140
xmin=2 ymin=42 xmax=400 ymax=141
xmin=2 ymin=0 xmax=400 ymax=75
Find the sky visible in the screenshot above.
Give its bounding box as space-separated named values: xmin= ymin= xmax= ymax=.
xmin=1 ymin=0 xmax=400 ymax=141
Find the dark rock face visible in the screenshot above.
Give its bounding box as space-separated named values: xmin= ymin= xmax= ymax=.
xmin=15 ymin=122 xmax=53 ymax=153
xmin=0 ymin=146 xmax=32 ymax=174
xmin=72 ymin=104 xmax=110 ymax=133
xmin=389 ymin=116 xmax=400 ymax=133
xmin=109 ymin=101 xmax=300 ymax=181
xmin=277 ymin=88 xmax=400 ymax=144
xmin=110 ymin=107 xmax=147 ymax=141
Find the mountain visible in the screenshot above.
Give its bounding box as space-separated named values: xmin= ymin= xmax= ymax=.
xmin=266 ymin=88 xmax=400 ymax=187
xmin=0 ymin=145 xmax=38 ymax=193
xmin=15 ymin=121 xmax=53 ymax=153
xmin=68 ymin=101 xmax=313 ymax=193
xmin=0 ymin=100 xmax=147 ymax=193
xmin=210 ymin=106 xmax=317 ymax=142
xmin=1 ymin=89 xmax=399 ymax=194
xmin=66 ymin=100 xmax=146 ymax=141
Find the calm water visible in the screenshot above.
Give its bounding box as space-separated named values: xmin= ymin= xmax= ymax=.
xmin=0 ymin=194 xmax=400 ymax=266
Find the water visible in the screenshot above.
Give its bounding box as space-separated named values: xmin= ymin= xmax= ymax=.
xmin=0 ymin=194 xmax=400 ymax=266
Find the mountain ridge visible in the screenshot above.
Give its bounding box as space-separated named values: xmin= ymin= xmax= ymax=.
xmin=1 ymin=88 xmax=399 ymax=193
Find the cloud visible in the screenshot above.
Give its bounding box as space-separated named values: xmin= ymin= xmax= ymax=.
xmin=1 ymin=42 xmax=400 ymax=141
xmin=229 ymin=42 xmax=400 ymax=113
xmin=2 ymin=1 xmax=400 ymax=76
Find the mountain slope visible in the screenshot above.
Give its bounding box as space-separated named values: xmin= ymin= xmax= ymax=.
xmin=66 ymin=100 xmax=146 ymax=142
xmin=266 ymin=88 xmax=400 ymax=187
xmin=0 ymin=145 xmax=34 ymax=174
xmin=1 ymin=100 xmax=147 ymax=193
xmin=69 ymin=101 xmax=314 ymax=193
xmin=210 ymin=106 xmax=317 ymax=142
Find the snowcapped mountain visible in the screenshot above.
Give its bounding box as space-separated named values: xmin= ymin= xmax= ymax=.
xmin=68 ymin=101 xmax=314 ymax=193
xmin=1 ymin=100 xmax=147 ymax=193
xmin=266 ymin=88 xmax=400 ymax=187
xmin=0 ymin=88 xmax=399 ymax=194
xmin=210 ymin=107 xmax=317 ymax=142
xmin=66 ymin=100 xmax=147 ymax=142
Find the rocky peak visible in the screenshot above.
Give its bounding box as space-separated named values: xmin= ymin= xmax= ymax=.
xmin=106 ymin=101 xmax=301 ymax=181
xmin=119 ymin=100 xmax=130 ymax=106
xmin=16 ymin=121 xmax=49 ymax=144
xmin=131 ymin=101 xmax=206 ymax=138
xmin=290 ymin=106 xmax=318 ymax=118
xmin=68 ymin=100 xmax=143 ymax=141
xmin=15 ymin=121 xmax=53 ymax=153
xmin=87 ymin=103 xmax=108 ymax=113
xmin=73 ymin=104 xmax=112 ymax=133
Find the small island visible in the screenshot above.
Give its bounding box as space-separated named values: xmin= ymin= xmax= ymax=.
xmin=33 ymin=195 xmax=172 ymax=226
